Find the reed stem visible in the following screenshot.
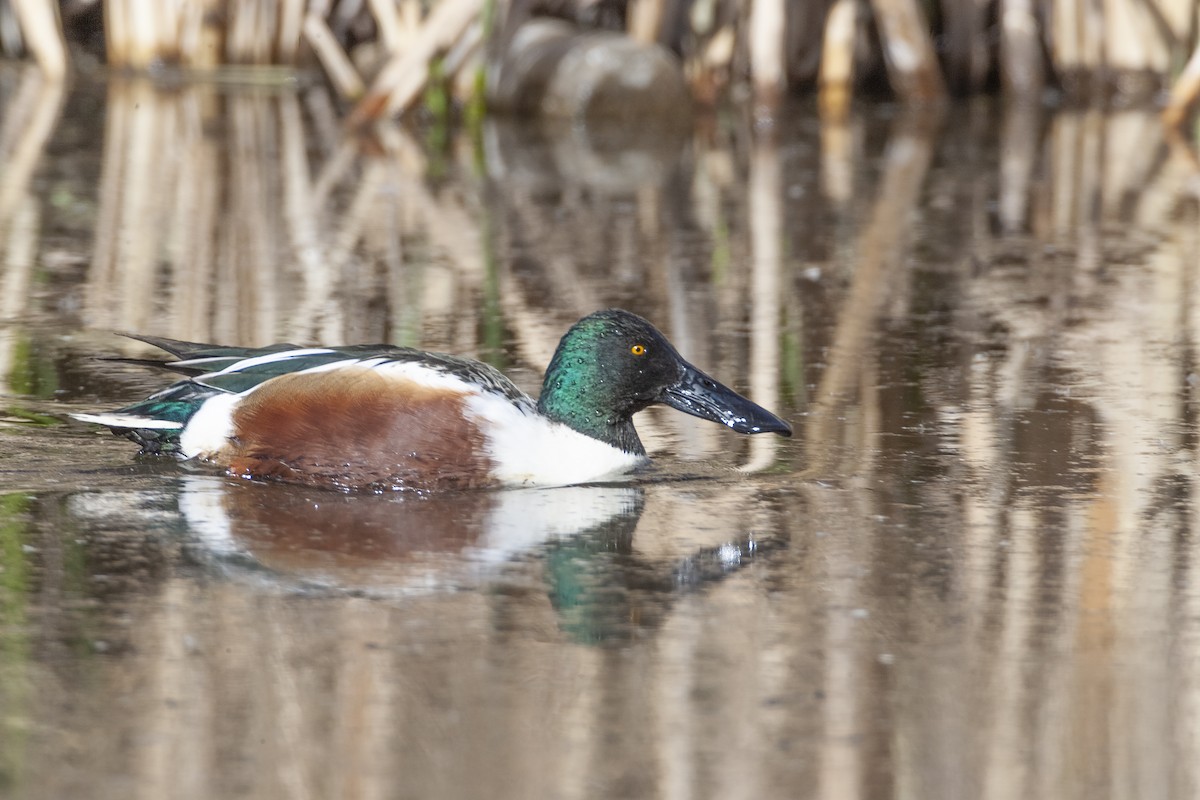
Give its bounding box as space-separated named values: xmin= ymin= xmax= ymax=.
xmin=1163 ymin=44 xmax=1200 ymax=130
xmin=303 ymin=12 xmax=366 ymax=98
xmin=10 ymin=0 xmax=66 ymax=79
xmin=869 ymin=0 xmax=945 ymax=103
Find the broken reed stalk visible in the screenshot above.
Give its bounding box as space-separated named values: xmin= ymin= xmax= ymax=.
xmin=9 ymin=0 xmax=66 ymax=79
xmin=303 ymin=13 xmax=365 ymax=99
xmin=369 ymin=0 xmax=405 ymax=51
xmin=103 ymin=0 xmax=126 ymax=66
xmin=278 ymin=0 xmax=306 ymax=63
xmin=1163 ymin=44 xmax=1200 ymax=130
xmin=443 ymin=20 xmax=485 ymax=102
xmin=818 ymin=0 xmax=856 ymax=119
xmin=628 ymin=0 xmax=667 ymax=46
xmin=999 ymin=0 xmax=1044 ymax=100
xmin=228 ymin=0 xmax=276 ymax=64
xmin=105 ymin=0 xmax=171 ymax=69
xmin=129 ymin=0 xmax=164 ymax=68
xmin=868 ymin=0 xmax=945 ymax=103
xmin=748 ymin=0 xmax=786 ymax=107
xmin=348 ymin=0 xmax=482 ymax=125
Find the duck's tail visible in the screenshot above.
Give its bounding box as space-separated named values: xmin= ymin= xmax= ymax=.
xmin=72 ymin=381 xmax=222 ymax=455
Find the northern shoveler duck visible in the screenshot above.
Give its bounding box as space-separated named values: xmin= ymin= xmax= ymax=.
xmin=72 ymin=309 xmax=791 ymax=490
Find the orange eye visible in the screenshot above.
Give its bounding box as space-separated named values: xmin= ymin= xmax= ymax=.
xmin=631 ymin=344 xmax=646 ymax=356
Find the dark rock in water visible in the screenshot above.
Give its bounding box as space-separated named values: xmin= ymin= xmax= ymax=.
xmin=489 ymin=20 xmax=692 ymax=129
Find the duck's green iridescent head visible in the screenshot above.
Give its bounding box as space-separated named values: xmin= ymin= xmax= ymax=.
xmin=537 ymin=309 xmax=792 ymax=454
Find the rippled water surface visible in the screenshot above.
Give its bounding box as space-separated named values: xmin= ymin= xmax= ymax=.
xmin=3 ymin=65 xmax=1200 ymax=799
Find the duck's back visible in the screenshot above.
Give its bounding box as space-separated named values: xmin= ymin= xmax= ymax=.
xmin=76 ymin=340 xmax=550 ymax=490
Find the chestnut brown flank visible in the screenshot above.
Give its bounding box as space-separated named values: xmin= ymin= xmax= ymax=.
xmin=223 ymin=369 xmax=495 ymax=490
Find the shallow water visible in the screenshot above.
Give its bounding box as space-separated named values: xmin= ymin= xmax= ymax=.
xmin=2 ymin=65 xmax=1200 ymax=798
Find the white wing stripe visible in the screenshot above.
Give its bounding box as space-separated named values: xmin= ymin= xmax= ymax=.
xmin=72 ymin=413 xmax=185 ymax=430
xmin=174 ymin=355 xmax=245 ymax=366
xmin=295 ymin=357 xmax=390 ymax=375
xmin=201 ymin=348 xmax=336 ymax=377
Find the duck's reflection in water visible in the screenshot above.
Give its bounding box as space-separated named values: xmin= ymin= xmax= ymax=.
xmin=174 ymin=474 xmax=786 ymax=640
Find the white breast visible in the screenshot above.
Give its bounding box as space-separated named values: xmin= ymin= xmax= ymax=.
xmin=465 ymin=393 xmax=646 ymax=487
xmin=179 ymin=393 xmax=241 ymax=458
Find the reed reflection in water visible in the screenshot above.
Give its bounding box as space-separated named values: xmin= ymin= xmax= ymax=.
xmin=1 ymin=71 xmax=1200 ymax=799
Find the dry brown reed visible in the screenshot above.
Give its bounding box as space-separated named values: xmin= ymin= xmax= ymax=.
xmin=8 ymin=0 xmax=65 ymax=78
xmin=867 ymin=0 xmax=946 ymax=103
xmin=2 ymin=0 xmax=1196 ymax=127
xmin=1164 ymin=43 xmax=1200 ymax=130
xmin=818 ymin=0 xmax=857 ymax=119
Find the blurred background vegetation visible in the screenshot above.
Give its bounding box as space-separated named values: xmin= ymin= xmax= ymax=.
xmin=1 ymin=0 xmax=1198 ymax=127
